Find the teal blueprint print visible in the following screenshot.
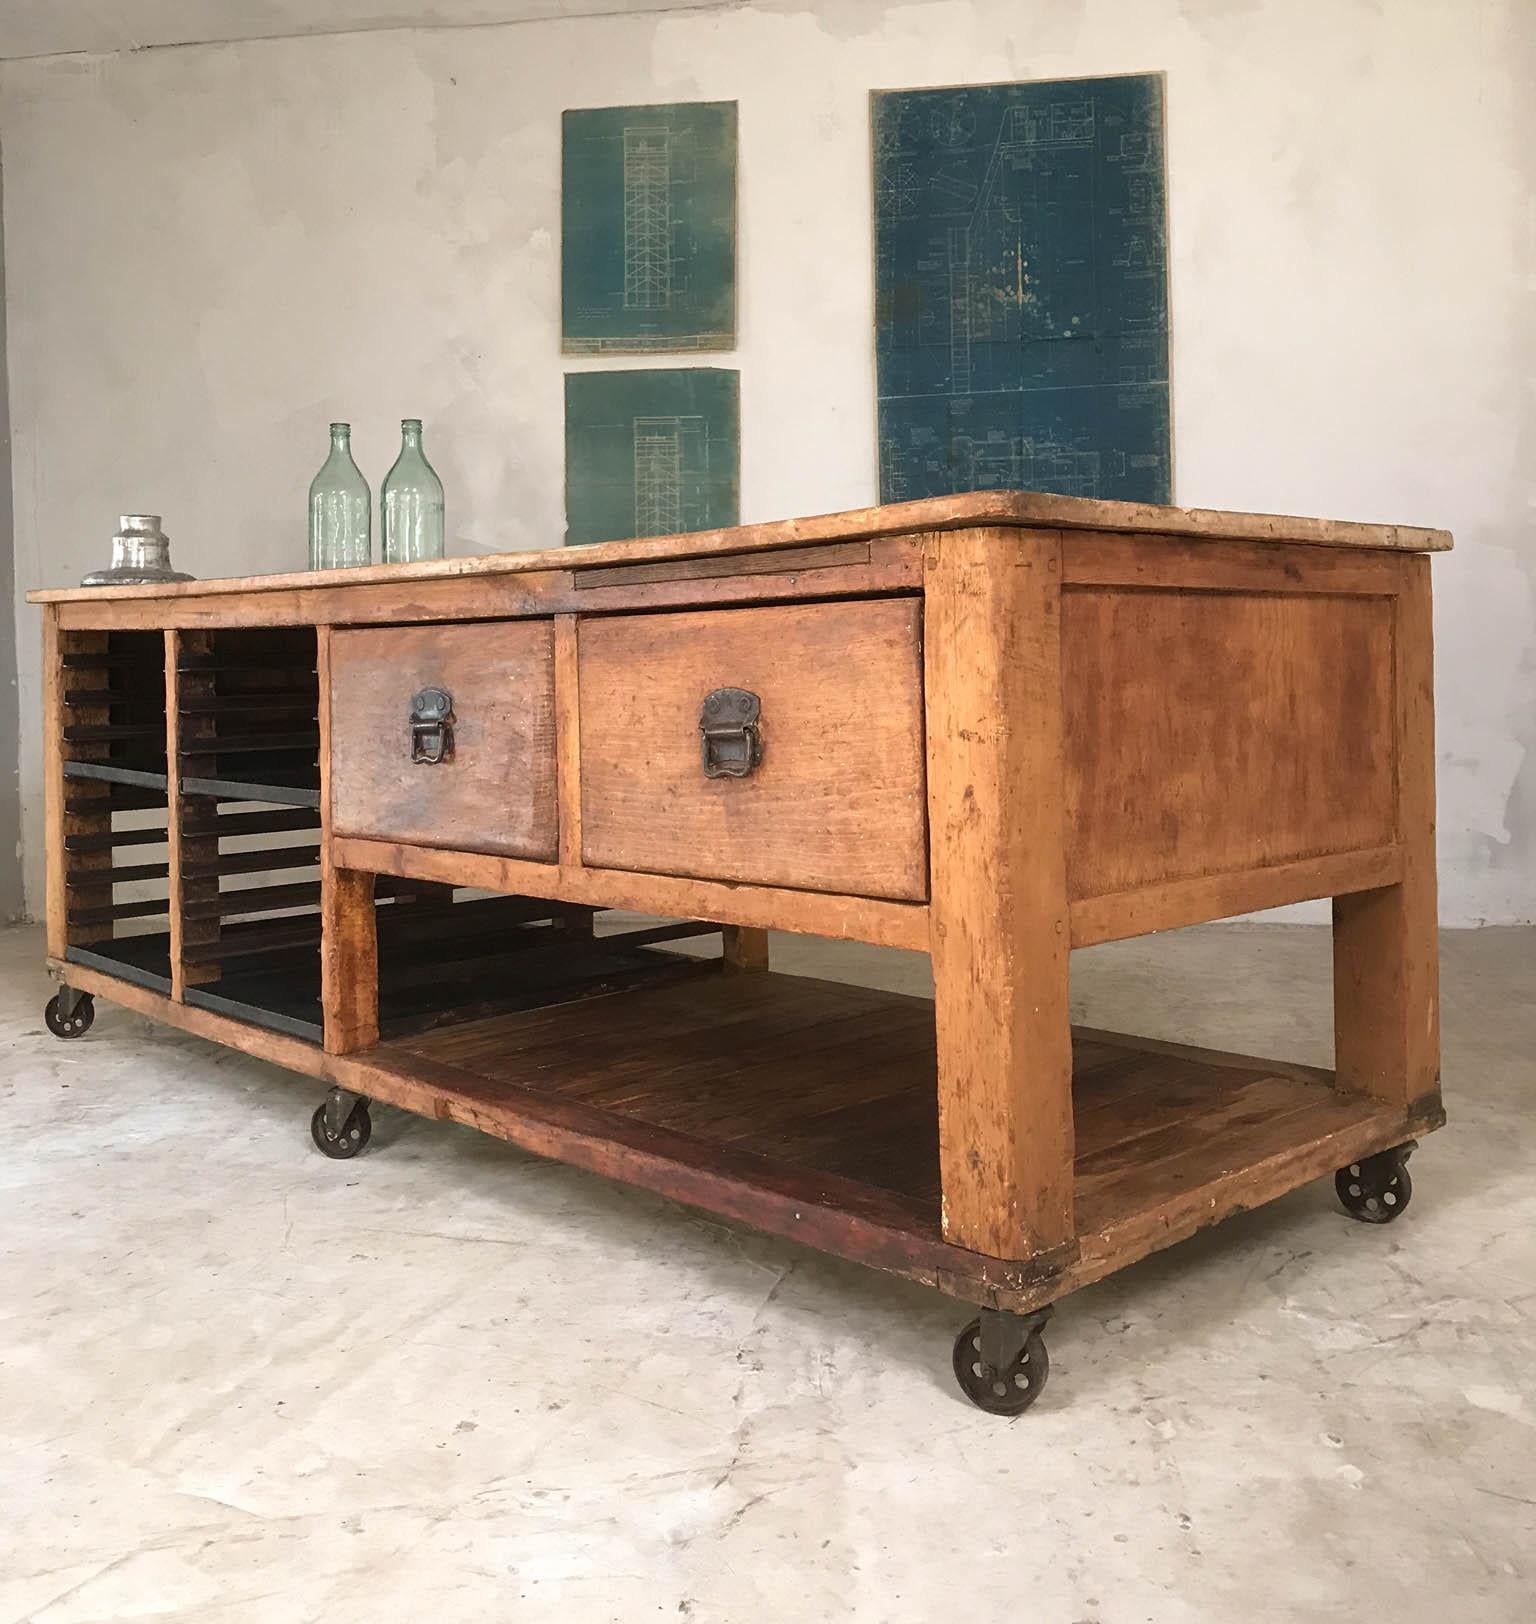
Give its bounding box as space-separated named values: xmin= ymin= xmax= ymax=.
xmin=874 ymin=75 xmax=1170 ymax=504
xmin=563 ymin=102 xmax=737 ymax=354
xmin=565 ymin=368 xmax=739 ymax=544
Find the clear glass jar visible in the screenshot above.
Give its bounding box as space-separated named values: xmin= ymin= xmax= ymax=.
xmin=308 ymin=423 xmax=371 ymax=569
xmin=381 ymin=418 xmax=445 ymax=564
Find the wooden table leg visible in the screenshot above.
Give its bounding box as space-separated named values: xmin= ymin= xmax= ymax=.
xmin=924 ymin=528 xmax=1075 ymax=1263
xmin=1333 ymin=555 xmax=1441 ymax=1116
xmin=721 ymin=925 xmax=769 ymax=972
xmin=318 ymin=626 xmax=379 ymax=1054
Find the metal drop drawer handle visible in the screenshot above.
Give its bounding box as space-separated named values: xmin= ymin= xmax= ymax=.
xmin=700 ymin=687 xmax=763 ymax=779
xmin=409 ymin=686 xmax=455 ymax=764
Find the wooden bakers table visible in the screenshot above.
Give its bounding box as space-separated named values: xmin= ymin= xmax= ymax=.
xmin=29 ymin=492 xmax=1449 ymax=1414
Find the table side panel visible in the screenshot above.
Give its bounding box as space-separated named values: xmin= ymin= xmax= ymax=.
xmin=1064 ymin=581 xmax=1398 ymax=910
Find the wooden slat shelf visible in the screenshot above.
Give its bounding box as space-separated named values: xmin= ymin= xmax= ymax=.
xmin=180 ymin=846 xmax=320 ymax=879
xmin=177 ymin=694 xmax=316 ymax=715
xmin=179 ymin=731 xmax=319 ymax=755
xmin=66 ymin=859 xmax=170 ymax=886
xmin=60 ymin=651 xmax=164 ymax=670
xmin=338 ymin=971 xmax=1437 ymax=1307
xmin=64 ymin=687 xmax=171 ymax=706
xmin=67 ymin=896 xmax=169 ymax=926
xmin=176 ymin=659 xmax=316 ymax=677
xmin=182 ymin=918 xmax=321 ymax=967
xmin=64 ymin=785 xmax=167 ymax=814
xmin=63 ymin=723 xmax=174 ymax=744
xmin=182 ymin=880 xmax=323 ymax=919
xmin=65 ymin=825 xmax=170 ymax=852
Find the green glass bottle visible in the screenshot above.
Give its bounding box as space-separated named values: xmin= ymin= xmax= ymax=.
xmin=308 ymin=422 xmax=371 ymax=569
xmin=381 ymin=418 xmax=445 ymax=564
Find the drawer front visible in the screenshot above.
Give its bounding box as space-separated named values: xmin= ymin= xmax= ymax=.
xmin=329 ymin=621 xmax=557 ymax=859
xmin=579 ymin=599 xmax=927 ymax=900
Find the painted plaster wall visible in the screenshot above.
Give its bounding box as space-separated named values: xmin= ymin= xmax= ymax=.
xmin=0 ymin=142 xmax=19 ymax=921
xmin=3 ymin=0 xmax=1533 ymax=924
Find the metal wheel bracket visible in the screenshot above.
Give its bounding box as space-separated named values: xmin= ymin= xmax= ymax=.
xmin=55 ymin=984 xmax=89 ymax=1021
xmin=324 ymin=1087 xmax=364 ymax=1137
xmin=978 ymin=1304 xmax=1052 ymax=1371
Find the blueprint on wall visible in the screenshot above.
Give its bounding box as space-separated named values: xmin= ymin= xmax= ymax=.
xmin=562 ymin=102 xmax=737 ymax=354
xmin=564 ymin=368 xmax=740 ymax=544
xmin=873 ymin=74 xmax=1171 ymax=505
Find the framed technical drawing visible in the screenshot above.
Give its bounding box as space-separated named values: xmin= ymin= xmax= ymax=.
xmin=873 ymin=73 xmax=1171 ymax=505
xmin=562 ymin=101 xmax=737 ymax=354
xmin=564 ymin=368 xmax=740 ymax=544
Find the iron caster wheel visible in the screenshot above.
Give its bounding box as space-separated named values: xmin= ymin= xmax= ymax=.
xmin=1336 ymin=1143 xmax=1414 ymax=1224
xmin=952 ymin=1312 xmax=1050 ymax=1416
xmin=311 ymin=1099 xmax=372 ymax=1159
xmin=44 ymin=992 xmax=95 ymax=1040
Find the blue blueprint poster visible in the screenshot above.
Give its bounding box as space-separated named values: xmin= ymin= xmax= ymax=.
xmin=873 ymin=75 xmax=1171 ymax=504
xmin=565 ymin=368 xmax=739 ymax=544
xmin=563 ymin=102 xmax=737 ymax=354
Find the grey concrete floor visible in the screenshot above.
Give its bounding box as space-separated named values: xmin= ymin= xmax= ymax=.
xmin=1 ymin=920 xmax=1532 ymax=1623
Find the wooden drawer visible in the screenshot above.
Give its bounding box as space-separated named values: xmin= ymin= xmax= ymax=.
xmin=578 ymin=598 xmax=927 ymax=900
xmin=329 ymin=621 xmax=557 ymax=859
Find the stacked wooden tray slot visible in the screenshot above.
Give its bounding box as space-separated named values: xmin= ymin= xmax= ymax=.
xmin=175 ymin=626 xmax=322 ymax=806
xmin=58 ymin=631 xmax=173 ymax=987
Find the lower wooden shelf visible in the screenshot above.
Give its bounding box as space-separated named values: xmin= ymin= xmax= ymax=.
xmin=53 ymin=961 xmax=1440 ymax=1312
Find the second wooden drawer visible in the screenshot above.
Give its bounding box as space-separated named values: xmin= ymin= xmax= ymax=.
xmin=578 ymin=598 xmax=928 ymax=900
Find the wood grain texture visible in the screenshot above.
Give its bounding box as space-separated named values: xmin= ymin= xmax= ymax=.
xmin=26 ymin=490 xmax=1451 ymax=608
xmin=1060 ymin=529 xmax=1407 ymax=595
xmin=329 ymin=620 xmax=558 ymax=860
xmin=925 ymin=528 xmax=1075 ymax=1259
xmin=41 ymin=612 xmax=71 ymax=959
xmin=572 ymin=541 xmax=871 ymax=590
xmin=167 ymin=629 xmax=222 ymax=993
xmin=1333 ymin=555 xmax=1442 ymax=1111
xmin=554 ymin=615 xmax=581 ymax=870
xmin=1070 ymin=845 xmax=1405 ymax=946
xmin=721 ymin=925 xmax=770 ymax=971
xmin=318 ymin=626 xmax=379 ymax=1054
xmin=47 ymin=549 xmax=923 ymax=633
xmin=332 ymin=835 xmax=931 ymax=951
xmin=579 ymin=598 xmax=929 ymax=901
xmin=1064 ymin=588 xmax=1396 ymax=900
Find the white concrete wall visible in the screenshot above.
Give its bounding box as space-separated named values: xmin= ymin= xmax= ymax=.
xmin=4 ymin=0 xmax=1533 ymax=924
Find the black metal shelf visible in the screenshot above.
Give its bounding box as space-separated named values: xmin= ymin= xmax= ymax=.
xmin=65 ymin=936 xmax=173 ymax=995
xmin=62 ymin=760 xmax=170 ymax=792
xmin=179 ymin=773 xmax=320 ymax=807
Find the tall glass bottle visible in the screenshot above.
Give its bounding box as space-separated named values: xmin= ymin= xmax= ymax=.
xmin=308 ymin=422 xmax=371 ymax=569
xmin=381 ymin=418 xmax=445 ymax=564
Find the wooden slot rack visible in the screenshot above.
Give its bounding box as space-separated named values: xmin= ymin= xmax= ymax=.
xmin=31 ymin=492 xmax=1448 ymax=1411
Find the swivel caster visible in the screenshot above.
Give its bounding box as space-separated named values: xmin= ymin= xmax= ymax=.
xmin=1336 ymin=1142 xmax=1415 ymax=1224
xmin=952 ymin=1305 xmax=1052 ymax=1415
xmin=45 ymin=990 xmax=95 ymax=1040
xmin=311 ymin=1090 xmax=372 ymax=1159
